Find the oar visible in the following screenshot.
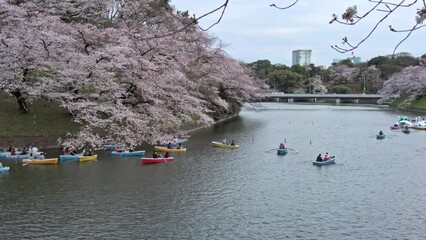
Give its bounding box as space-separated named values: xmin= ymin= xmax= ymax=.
xmin=22 ymin=159 xmax=32 ymax=166
xmin=287 ymin=148 xmax=299 ymax=153
xmin=264 ymin=148 xmax=278 ymax=153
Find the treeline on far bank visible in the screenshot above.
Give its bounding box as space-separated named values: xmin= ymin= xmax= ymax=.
xmin=246 ymin=55 xmax=426 ymax=110
xmin=246 ymin=55 xmax=422 ymax=94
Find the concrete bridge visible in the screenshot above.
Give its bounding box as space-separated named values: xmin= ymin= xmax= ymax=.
xmin=262 ymin=93 xmax=384 ymax=104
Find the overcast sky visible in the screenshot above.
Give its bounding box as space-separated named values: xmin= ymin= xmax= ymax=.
xmin=170 ymin=0 xmax=426 ymax=66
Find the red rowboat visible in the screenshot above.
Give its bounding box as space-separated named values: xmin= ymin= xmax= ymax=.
xmin=141 ymin=157 xmax=174 ymax=164
xmin=390 ymin=125 xmax=400 ymax=130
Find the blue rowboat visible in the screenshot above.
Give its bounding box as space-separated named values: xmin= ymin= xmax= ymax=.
xmin=277 ymin=148 xmax=288 ymax=155
xmin=59 ymin=155 xmax=80 ymax=161
xmin=159 ymin=139 xmax=188 ymax=146
xmin=313 ymin=155 xmax=336 ymax=166
xmin=5 ymin=154 xmax=31 ymax=160
xmin=0 ymin=166 xmax=10 ymax=173
xmin=101 ymin=144 xmax=126 ymax=151
xmin=0 ymin=151 xmax=44 ymax=159
xmin=111 ymin=150 xmax=145 ymax=157
xmin=376 ymin=134 xmax=385 ymax=139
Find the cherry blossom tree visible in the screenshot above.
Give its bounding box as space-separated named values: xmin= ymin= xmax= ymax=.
xmin=378 ymin=66 xmax=426 ymax=104
xmin=0 ymin=0 xmax=262 ymax=148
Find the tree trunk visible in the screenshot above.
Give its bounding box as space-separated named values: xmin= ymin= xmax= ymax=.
xmin=11 ymin=90 xmax=30 ymax=114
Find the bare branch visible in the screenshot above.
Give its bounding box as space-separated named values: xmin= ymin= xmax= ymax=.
xmin=392 ymin=23 xmax=420 ymax=55
xmin=141 ymin=0 xmax=229 ymax=40
xmin=1 ymin=39 xmax=8 ymax=47
xmin=270 ymin=0 xmax=299 ymax=10
xmin=41 ymin=39 xmax=50 ymax=58
xmin=331 ymin=0 xmax=413 ymax=53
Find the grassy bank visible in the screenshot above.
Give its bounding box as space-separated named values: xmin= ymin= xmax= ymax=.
xmin=410 ymin=96 xmax=426 ymax=110
xmin=389 ymin=95 xmax=426 ymax=111
xmin=0 ymin=91 xmax=80 ymax=148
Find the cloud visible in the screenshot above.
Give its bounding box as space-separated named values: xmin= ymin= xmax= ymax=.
xmin=171 ymin=0 xmax=426 ymax=66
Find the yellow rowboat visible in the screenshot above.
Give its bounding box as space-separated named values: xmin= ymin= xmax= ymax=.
xmin=154 ymin=146 xmax=187 ymax=153
xmin=212 ymin=141 xmax=240 ymax=149
xmin=79 ymin=155 xmax=98 ymax=162
xmin=22 ymin=158 xmax=58 ymax=165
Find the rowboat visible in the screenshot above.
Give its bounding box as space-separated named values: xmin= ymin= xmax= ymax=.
xmin=101 ymin=144 xmax=126 ymax=150
xmin=154 ymin=146 xmax=187 ymax=153
xmin=59 ymin=155 xmax=80 ymax=161
xmin=79 ymin=155 xmax=98 ymax=162
xmin=313 ymin=155 xmax=336 ymax=166
xmin=4 ymin=154 xmax=31 ymax=160
xmin=277 ymin=148 xmax=288 ymax=155
xmin=390 ymin=125 xmax=400 ymax=130
xmin=22 ymin=158 xmax=58 ymax=165
xmin=376 ymin=134 xmax=385 ymax=139
xmin=212 ymin=141 xmax=240 ymax=149
xmin=413 ymin=120 xmax=426 ymax=130
xmin=0 ymin=166 xmax=10 ymax=173
xmin=141 ymin=157 xmax=174 ymax=164
xmin=159 ymin=139 xmax=188 ymax=146
xmin=0 ymin=151 xmax=44 ymax=159
xmin=111 ymin=150 xmax=145 ymax=156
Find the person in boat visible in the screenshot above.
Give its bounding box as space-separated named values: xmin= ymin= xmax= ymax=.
xmin=84 ymin=149 xmax=93 ymax=156
xmin=222 ymin=139 xmax=227 ymax=145
xmin=82 ymin=148 xmax=88 ymax=156
xmin=316 ymin=154 xmax=323 ymax=162
xmin=31 ymin=146 xmax=38 ymax=155
xmin=324 ymin=152 xmax=330 ymax=161
xmin=405 ymin=126 xmax=409 ymax=130
xmin=0 ymin=162 xmax=3 ymax=168
xmin=379 ymin=130 xmax=384 ymax=135
xmin=230 ymin=140 xmax=236 ymax=146
xmin=279 ymin=143 xmax=285 ymax=149
xmin=153 ymin=152 xmax=159 ymax=158
xmin=164 ymin=152 xmax=169 ymax=158
xmin=167 ymin=142 xmax=173 ymax=149
xmin=11 ymin=147 xmax=16 ymax=155
xmin=38 ymin=153 xmax=45 ymax=160
xmin=177 ymin=143 xmax=182 ymax=149
xmin=70 ymin=146 xmax=78 ymax=155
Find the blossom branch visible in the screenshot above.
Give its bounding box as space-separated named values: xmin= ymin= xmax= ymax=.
xmin=330 ymin=0 xmax=421 ymax=54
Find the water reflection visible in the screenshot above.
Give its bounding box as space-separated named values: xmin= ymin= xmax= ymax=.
xmin=1 ymin=103 xmax=425 ymax=239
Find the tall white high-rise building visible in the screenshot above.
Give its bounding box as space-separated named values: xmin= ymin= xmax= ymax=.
xmin=292 ymin=49 xmax=312 ymax=66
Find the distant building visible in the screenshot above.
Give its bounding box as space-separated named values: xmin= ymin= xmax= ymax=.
xmin=385 ymin=52 xmax=413 ymax=58
xmin=353 ymin=57 xmax=362 ymax=64
xmin=292 ymin=49 xmax=312 ymax=66
xmin=333 ymin=56 xmax=362 ymax=65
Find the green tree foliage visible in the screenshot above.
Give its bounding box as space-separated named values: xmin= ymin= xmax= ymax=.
xmin=367 ymin=56 xmax=390 ymax=66
xmin=247 ymin=59 xmax=273 ymax=79
xmin=290 ymin=64 xmax=309 ymax=78
xmin=328 ymin=85 xmax=352 ymax=94
xmin=368 ymin=55 xmax=418 ymax=79
xmin=308 ymin=64 xmax=322 ymax=78
xmin=391 ymin=56 xmax=418 ymax=67
xmin=320 ymin=69 xmax=331 ymax=83
xmin=337 ymin=59 xmax=355 ymax=68
xmin=267 ymin=69 xmax=303 ymax=93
